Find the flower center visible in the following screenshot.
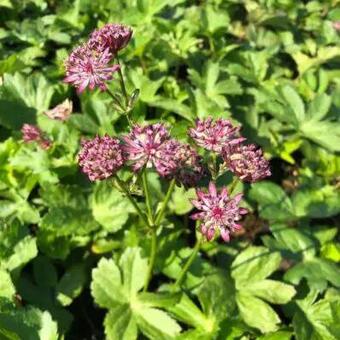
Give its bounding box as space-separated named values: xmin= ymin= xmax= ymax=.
xmin=84 ymin=62 xmax=94 ymax=73
xmin=212 ymin=206 xmax=224 ymax=219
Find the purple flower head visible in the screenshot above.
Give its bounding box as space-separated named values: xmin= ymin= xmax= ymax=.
xmin=122 ymin=123 xmax=170 ymax=172
xmin=44 ymin=99 xmax=73 ymax=121
xmin=188 ymin=117 xmax=245 ymax=153
xmin=22 ymin=124 xmax=42 ymax=143
xmin=222 ymin=144 xmax=271 ymax=183
xmin=78 ymin=135 xmax=124 ymax=181
xmin=191 ymin=182 xmax=247 ymax=242
xmin=64 ymin=44 xmax=120 ymax=93
xmin=155 ymin=139 xmax=204 ymax=187
xmin=88 ymin=23 xmax=133 ymax=55
xmin=21 ymin=124 xmax=51 ymax=149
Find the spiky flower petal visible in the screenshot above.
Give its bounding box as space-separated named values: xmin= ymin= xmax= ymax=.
xmin=222 ymin=144 xmax=271 ymax=183
xmin=122 ymin=123 xmax=170 ymax=172
xmin=78 ymin=135 xmax=124 ymax=181
xmin=191 ymin=182 xmax=247 ymax=242
xmin=88 ymin=23 xmax=133 ymax=54
xmin=64 ymin=45 xmax=120 ymax=93
xmin=44 ymin=99 xmax=73 ymax=121
xmin=188 ymin=117 xmax=245 ymax=153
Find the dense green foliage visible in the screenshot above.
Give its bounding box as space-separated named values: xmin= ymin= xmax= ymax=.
xmin=0 ymin=0 xmax=340 ymax=339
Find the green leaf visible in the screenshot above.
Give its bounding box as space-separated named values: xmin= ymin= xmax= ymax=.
xmin=56 ymin=264 xmax=87 ymax=306
xmin=202 ymin=4 xmax=230 ymax=33
xmin=135 ymin=306 xmax=182 ymax=339
xmin=242 ymin=279 xmax=296 ymax=304
xmin=285 ymin=258 xmax=340 ymax=291
xmin=281 ymin=85 xmax=305 ymax=124
xmin=168 ymin=293 xmax=211 ymax=331
xmin=91 ymin=257 xmax=125 ymax=308
xmin=300 ymin=120 xmax=340 ymax=152
xmin=321 ymin=243 xmax=340 ymax=263
xmin=0 ymin=55 xmax=25 ymax=75
xmin=294 ymin=291 xmax=340 ymax=340
xmin=1 ymin=73 xmax=54 ymax=113
xmin=0 ymin=99 xmax=36 ymax=130
xmin=0 ymin=270 xmax=15 ymax=300
xmin=0 ymin=306 xmax=58 ymax=340
xmin=91 ymin=248 xmax=181 ymax=339
xmin=119 ymin=247 xmax=148 ymax=296
xmin=197 ymin=272 xmax=236 ymax=321
xmin=68 ymin=114 xmax=99 ymax=134
xmin=40 ymin=207 xmax=98 ymax=237
xmin=249 ymin=182 xmax=294 ymax=221
xmin=0 ymin=220 xmax=37 ymax=272
xmin=236 ymin=293 xmax=280 ymax=333
xmin=292 ymin=186 xmax=340 ymax=218
xmin=231 ymin=246 xmax=282 ymax=286
xmin=104 ymin=305 xmax=137 ymax=340
xmin=306 ymin=93 xmax=331 ymax=121
xmin=32 ymin=256 xmax=58 ymax=288
xmin=291 ymin=47 xmax=340 ymax=75
xmin=258 ymin=330 xmax=292 ymax=340
xmin=138 ymin=292 xmax=182 ymax=309
xmin=169 ymin=186 xmax=195 ymax=215
xmin=269 ymin=224 xmax=316 ymax=260
xmin=150 ymin=99 xmax=193 ymax=122
xmin=90 ymin=182 xmax=133 ymax=233
xmin=10 ymin=146 xmax=58 ymax=185
xmin=16 ymin=275 xmax=73 ymax=334
xmin=39 ymin=185 xmax=98 ymax=240
xmin=0 ymin=0 xmax=12 ymax=8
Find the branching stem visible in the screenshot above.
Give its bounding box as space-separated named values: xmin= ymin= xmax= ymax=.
xmin=114 ymin=175 xmax=150 ymax=228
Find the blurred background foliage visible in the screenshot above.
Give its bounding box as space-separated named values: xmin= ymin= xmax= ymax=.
xmin=0 ymin=0 xmax=339 ymax=339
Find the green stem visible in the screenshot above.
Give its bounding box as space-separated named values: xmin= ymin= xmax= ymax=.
xmin=114 ymin=175 xmax=150 ymax=228
xmin=211 ymin=153 xmax=218 ymax=180
xmin=154 ymin=179 xmax=176 ymax=226
xmin=143 ymin=227 xmax=157 ymax=291
xmin=174 ymin=235 xmax=202 ymax=288
xmin=107 ymin=87 xmax=132 ymax=127
xmin=228 ymin=177 xmax=239 ymax=195
xmin=142 ymin=169 xmax=154 ymax=225
xmin=106 ymin=88 xmax=124 ymax=110
xmin=116 ymin=57 xmax=129 ymax=107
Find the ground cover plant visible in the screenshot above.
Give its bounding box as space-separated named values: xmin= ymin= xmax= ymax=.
xmin=0 ymin=0 xmax=340 ymax=339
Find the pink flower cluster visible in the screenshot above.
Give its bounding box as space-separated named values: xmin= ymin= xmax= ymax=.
xmin=191 ymin=182 xmax=247 ymax=242
xmin=88 ymin=24 xmax=133 ymax=54
xmin=122 ymin=123 xmax=170 ymax=172
xmin=222 ymin=144 xmax=271 ymax=183
xmin=78 ymin=135 xmax=124 ymax=181
xmin=189 ymin=118 xmax=271 ymax=183
xmin=21 ymin=124 xmax=51 ymax=149
xmin=64 ymin=23 xmax=132 ymax=93
xmin=188 ymin=117 xmax=245 ymax=153
xmin=122 ymin=124 xmax=204 ymax=187
xmin=188 ymin=117 xmax=271 ymax=242
xmin=78 ymin=123 xmax=204 ymax=187
xmin=78 ymin=117 xmax=270 ymax=242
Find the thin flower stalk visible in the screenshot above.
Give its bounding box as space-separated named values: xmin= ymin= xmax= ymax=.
xmin=114 ymin=175 xmax=151 ymax=228
xmin=154 ymin=179 xmax=176 ymax=226
xmin=174 ymin=233 xmax=202 ymax=288
xmin=143 ymin=227 xmax=157 ymax=292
